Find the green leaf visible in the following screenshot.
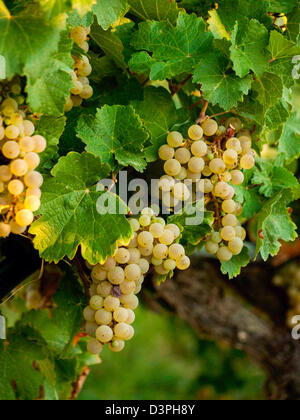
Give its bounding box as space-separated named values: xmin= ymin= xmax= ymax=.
xmin=0 ymin=330 xmax=47 ymax=400
xmin=168 ymin=204 xmax=214 ymax=254
xmin=230 ymin=18 xmax=269 ymax=78
xmin=34 ymin=0 xmax=70 ymax=20
xmin=252 ymin=161 xmax=299 ymax=197
xmin=255 ymin=190 xmax=298 ymax=261
xmin=131 ymin=87 xmax=189 ymax=162
xmin=265 ymin=99 xmax=289 ymax=129
xmin=286 ymin=4 xmax=300 ymax=42
xmin=21 ymin=269 xmax=85 ymax=356
xmin=252 ymin=72 xmax=283 ymax=113
xmin=127 ymin=0 xmax=178 ymax=23
xmin=278 ymin=112 xmax=300 ymax=163
xmin=26 ymin=30 xmax=74 ymax=116
xmin=193 ymin=51 xmax=252 ymax=110
xmin=233 ymin=170 xmax=263 ymax=219
xmin=0 ymin=3 xmax=61 ymax=79
xmin=268 ymin=30 xmax=300 ymax=87
xmin=91 ymin=22 xmax=127 ymax=69
xmin=207 ymin=9 xmax=230 ymax=40
xmin=77 ymin=105 xmax=149 ymax=172
xmin=267 ymin=0 xmax=298 ymax=13
xmin=93 ymin=0 xmax=129 ymax=30
xmin=30 ymin=152 xmax=133 ymax=264
xmin=67 ymin=8 xmax=94 ymax=27
xmin=34 ymin=115 xmax=66 ymax=172
xmin=216 ymin=0 xmax=270 ymax=31
xmin=221 ymin=247 xmax=251 ymax=279
xmin=130 ymin=11 xmax=213 ymax=80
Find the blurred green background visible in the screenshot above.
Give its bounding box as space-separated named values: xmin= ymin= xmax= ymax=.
xmin=79 ymin=305 xmax=265 ymax=400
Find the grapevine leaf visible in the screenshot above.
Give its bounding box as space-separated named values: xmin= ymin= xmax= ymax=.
xmin=34 ymin=115 xmax=66 ymax=172
xmin=168 ymin=204 xmax=214 ymax=254
xmin=265 ymin=99 xmax=289 ymax=130
xmin=26 ymin=31 xmax=74 ymax=116
xmin=286 ymin=4 xmax=300 ymax=42
xmin=221 ymin=247 xmax=251 ymax=279
xmin=93 ymin=0 xmax=129 ymax=30
xmin=21 ymin=269 xmax=85 ymax=356
xmin=33 ymin=0 xmax=70 ymax=20
xmin=127 ymin=0 xmax=178 ymax=23
xmin=216 ymin=0 xmax=270 ymax=31
xmin=233 ymin=170 xmax=263 ymax=219
xmin=278 ymin=112 xmax=300 ymax=164
xmin=130 ymin=11 xmax=213 ymax=80
xmin=76 ymin=105 xmax=149 ymax=172
xmin=267 ymin=30 xmax=300 ymax=87
xmin=67 ymin=8 xmax=94 ymax=27
xmin=193 ymin=52 xmax=252 ymax=110
xmin=252 ymin=161 xmax=299 ymax=197
xmin=131 ymin=87 xmax=190 ymax=162
xmin=267 ymin=0 xmax=298 ymax=13
xmin=30 ymin=152 xmax=133 ymax=265
xmin=230 ymin=18 xmax=269 ymax=78
xmin=255 ymin=190 xmax=298 ymax=261
xmin=72 ymin=0 xmax=96 ymax=16
xmin=252 ymin=72 xmax=283 ymax=113
xmin=0 ymin=3 xmax=61 ymax=79
xmin=59 ymin=107 xmax=90 ymax=156
xmin=207 ymin=9 xmax=230 ymax=40
xmin=91 ymin=22 xmax=127 ymax=69
xmin=0 ymin=330 xmax=47 ymax=400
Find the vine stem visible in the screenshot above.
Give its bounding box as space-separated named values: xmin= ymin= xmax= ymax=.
xmin=196 ymin=100 xmax=208 ymax=124
xmin=168 ymin=74 xmax=192 ymax=96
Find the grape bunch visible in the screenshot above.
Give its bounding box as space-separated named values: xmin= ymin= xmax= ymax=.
xmin=0 ymin=81 xmax=46 ymax=238
xmin=84 ymin=208 xmax=190 ymax=356
xmin=64 ymin=26 xmax=93 ymax=112
xmin=273 ymin=262 xmax=300 ymax=328
xmin=158 ymin=116 xmax=255 ymax=263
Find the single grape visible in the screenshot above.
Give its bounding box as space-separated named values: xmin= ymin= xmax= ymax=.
xmin=217 ymin=247 xmax=233 ymax=262
xmin=95 ymin=308 xmax=112 ymax=325
xmin=226 ymin=138 xmax=242 ymax=154
xmin=191 ymin=140 xmax=208 ymax=157
xmin=202 ymin=119 xmax=218 ymax=136
xmin=188 ymin=157 xmax=205 ymax=174
xmin=124 ymin=264 xmax=142 ymax=282
xmin=159 ymin=175 xmax=175 ymax=192
xmin=128 ymin=248 xmax=141 ymax=264
xmin=205 ymin=241 xmax=219 ymax=255
xmin=24 ymin=195 xmax=41 ymax=212
xmin=129 ymin=218 xmax=140 ymax=232
xmin=103 ymin=296 xmax=120 ymax=312
xmin=228 ymin=237 xmax=244 ymax=255
xmin=172 ymin=182 xmax=190 ymax=201
xmin=19 ymin=136 xmax=35 ymax=153
xmin=83 ymin=306 xmax=96 ymax=322
xmin=24 ymin=152 xmax=40 ymax=170
xmin=221 ymin=226 xmax=236 ymax=242
xmin=222 ymin=214 xmax=238 ymax=227
xmin=214 ymin=182 xmax=231 ymax=199
xmin=225 ymin=117 xmax=242 ymax=132
xmin=139 ymin=214 xmax=151 ymax=227
xmin=149 ymin=222 xmax=164 ymax=239
xmin=223 ymin=149 xmax=238 ymax=165
xmin=97 ymin=281 xmax=112 ymax=297
xmin=211 ymin=232 xmax=222 ymax=243
xmin=153 ymin=243 xmax=168 ymax=260
xmin=90 ymin=295 xmax=103 ymax=310
xmin=159 ymin=144 xmax=175 ymax=161
xmin=159 ymin=229 xmax=175 ymax=246
xmin=9 ymin=220 xmax=26 ymax=235
xmin=176 ymin=256 xmax=191 ymax=270
xmin=235 ymin=226 xmax=246 ymax=241
xmin=240 ymin=154 xmax=255 ymax=170
xmin=102 ymin=257 xmax=116 ymax=272
xmin=222 ymin=199 xmax=236 ymax=214
xmin=167 ymin=132 xmax=183 ymax=148
xmin=209 ymin=158 xmax=226 ymax=174
xmin=120 ymin=280 xmax=136 ymax=295
xmin=120 ymin=294 xmax=139 ymax=310
xmin=108 ymin=339 xmax=125 ymax=353
xmin=188 ymin=124 xmax=204 ymax=141
xmin=164 ymin=159 xmax=181 ymax=177
xmin=115 ymin=247 xmax=130 ymax=264
xmin=5 ymin=125 xmax=20 ymax=139
xmin=126 ymin=309 xmax=135 ymax=324
xmin=87 ymin=338 xmax=103 ymax=355
xmin=91 ymin=265 xmax=107 ymax=283
xmin=113 ymin=307 xmax=129 ymax=323
xmin=32 ymin=135 xmax=47 ymax=153
xmin=96 ymin=325 xmax=113 ymax=343
xmin=2 ymin=141 xmax=20 ymax=159
xmin=85 ymin=322 xmax=98 ymax=337
xmin=138 ymin=258 xmax=150 ymax=274
xmin=11 ymin=159 xmax=28 ymax=177
xmin=108 ymin=266 xmax=125 ymax=285
xmin=24 ymin=171 xmax=43 ymax=188
xmin=8 ymin=179 xmax=24 ymax=196
xmin=114 ymin=322 xmax=130 ymax=340
xmin=15 ymin=209 xmax=34 ymax=227
xmin=175 ymin=147 xmax=191 ymax=164
xmin=168 ymin=243 xmax=185 ymax=260
xmin=0 ymin=165 xmax=12 ymax=182
xmin=166 ymin=224 xmax=181 ymax=239
xmin=163 ymin=259 xmax=177 ymax=271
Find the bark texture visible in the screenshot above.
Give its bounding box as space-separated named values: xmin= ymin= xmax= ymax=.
xmin=142 ymin=257 xmax=300 ymax=400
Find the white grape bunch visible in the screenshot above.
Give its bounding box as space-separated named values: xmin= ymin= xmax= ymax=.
xmin=64 ymin=26 xmax=93 ymax=112
xmin=158 ymin=116 xmax=256 ymax=263
xmin=84 ymin=207 xmax=190 ymax=356
xmin=0 ymin=79 xmax=46 ymax=238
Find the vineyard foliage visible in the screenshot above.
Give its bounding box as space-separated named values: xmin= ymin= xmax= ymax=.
xmin=0 ymin=0 xmax=299 ymax=400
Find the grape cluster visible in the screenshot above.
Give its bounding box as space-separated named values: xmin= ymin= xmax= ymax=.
xmin=273 ymin=262 xmax=300 ymax=328
xmin=0 ymin=81 xmax=46 ymax=238
xmin=64 ymin=26 xmax=93 ymax=112
xmin=158 ymin=117 xmax=255 ymax=263
xmin=84 ymin=208 xmax=190 ymax=356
